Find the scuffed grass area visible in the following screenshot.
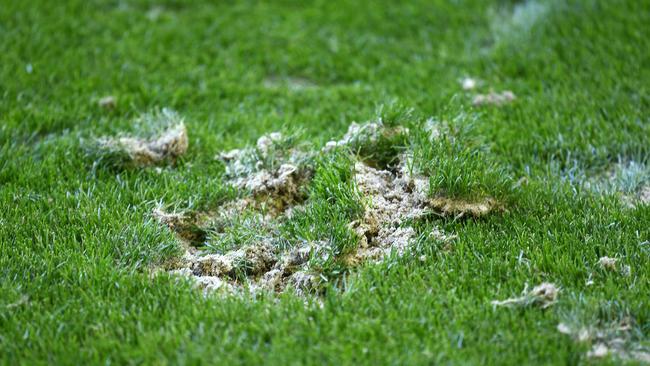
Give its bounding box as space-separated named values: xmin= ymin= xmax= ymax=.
xmin=1 ymin=0 xmax=650 ymax=364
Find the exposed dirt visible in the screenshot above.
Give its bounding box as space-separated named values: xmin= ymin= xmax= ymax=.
xmin=344 ymin=161 xmax=450 ymax=265
xmin=153 ymin=208 xmax=211 ymax=245
xmin=155 ymin=120 xmax=502 ymax=297
xmin=582 ymin=160 xmax=650 ymax=207
xmin=156 ymin=159 xmax=443 ymax=296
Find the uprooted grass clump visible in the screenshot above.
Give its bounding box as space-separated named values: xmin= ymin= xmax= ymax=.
xmin=154 ymin=111 xmax=510 ymax=296
xmin=411 ymin=113 xmax=513 ymax=201
xmin=491 ymin=282 xmax=560 ymax=309
xmin=91 ymin=108 xmax=188 ymax=168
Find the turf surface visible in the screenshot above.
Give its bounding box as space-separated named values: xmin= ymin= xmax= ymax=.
xmin=1 ymin=0 xmax=649 ymax=364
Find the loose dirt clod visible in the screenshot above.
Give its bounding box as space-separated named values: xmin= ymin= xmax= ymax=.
xmin=98 ymin=96 xmax=116 ymax=109
xmin=598 ymin=256 xmax=618 ymax=271
xmin=472 ymin=90 xmax=516 ymax=106
xmin=597 ymin=256 xmax=631 ymax=276
xmin=98 ymin=118 xmax=188 ymax=167
xmin=491 ymin=282 xmax=559 ymax=309
xmin=429 ymin=196 xmax=500 ymax=218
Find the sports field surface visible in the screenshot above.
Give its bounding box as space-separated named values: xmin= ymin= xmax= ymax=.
xmin=1 ymin=0 xmax=649 ymax=364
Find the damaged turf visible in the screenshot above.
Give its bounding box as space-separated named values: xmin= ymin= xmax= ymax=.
xmin=96 ymin=109 xmax=188 ymax=167
xmin=345 ymin=161 xmax=451 ymax=265
xmin=155 ymin=118 xmax=502 ymax=297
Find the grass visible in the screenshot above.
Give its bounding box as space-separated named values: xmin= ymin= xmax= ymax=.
xmin=1 ymin=0 xmax=649 ymax=364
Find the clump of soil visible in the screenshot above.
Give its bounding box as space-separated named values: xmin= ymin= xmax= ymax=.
xmin=491 ymin=282 xmax=560 ymax=309
xmin=557 ymin=318 xmax=650 ymax=363
xmin=98 ymin=95 xmax=117 ymax=109
xmin=429 ymin=196 xmax=500 ymax=218
xmin=97 ymin=111 xmax=188 ymax=167
xmin=598 ymin=256 xmax=618 ymax=271
xmin=472 ymin=90 xmax=516 ymax=106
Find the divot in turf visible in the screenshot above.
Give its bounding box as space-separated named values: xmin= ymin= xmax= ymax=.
xmin=94 ymin=109 xmax=188 ymax=168
xmin=154 ymin=118 xmax=501 ymax=297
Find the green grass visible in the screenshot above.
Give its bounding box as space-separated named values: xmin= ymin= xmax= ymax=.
xmin=1 ymin=0 xmax=649 ymax=364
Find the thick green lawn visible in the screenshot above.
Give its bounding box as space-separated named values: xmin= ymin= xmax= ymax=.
xmin=1 ymin=0 xmax=649 ymax=364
